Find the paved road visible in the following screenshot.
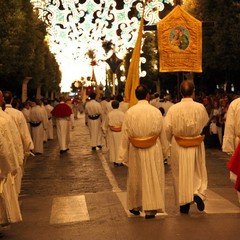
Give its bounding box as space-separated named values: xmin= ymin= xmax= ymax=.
xmin=2 ymin=114 xmax=240 ymax=240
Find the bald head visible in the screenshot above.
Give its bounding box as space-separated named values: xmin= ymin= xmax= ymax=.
xmin=180 ymin=80 xmax=195 ymax=98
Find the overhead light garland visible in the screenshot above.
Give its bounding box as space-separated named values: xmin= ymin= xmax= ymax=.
xmin=30 ymin=0 xmax=173 ymax=92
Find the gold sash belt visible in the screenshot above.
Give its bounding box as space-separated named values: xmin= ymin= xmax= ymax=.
xmin=129 ymin=135 xmax=159 ymax=149
xmin=109 ymin=125 xmax=122 ymax=132
xmin=174 ymin=135 xmax=205 ymax=147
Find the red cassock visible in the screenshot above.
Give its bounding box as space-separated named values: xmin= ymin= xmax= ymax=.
xmin=51 ymin=103 xmax=72 ymax=118
xmin=227 ymin=143 xmax=240 ymax=192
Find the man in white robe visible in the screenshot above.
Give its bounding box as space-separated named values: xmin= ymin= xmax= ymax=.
xmin=3 ymin=91 xmax=34 ymax=193
xmin=3 ymin=91 xmax=34 ymax=153
xmin=21 ymin=101 xmax=31 ymax=133
xmin=51 ymin=96 xmax=73 ymax=154
xmin=0 ymin=118 xmax=22 ymax=227
xmin=164 ymin=80 xmax=209 ymax=214
xmin=29 ymin=99 xmax=48 ymax=154
xmin=0 ymin=91 xmax=22 ymax=227
xmin=103 ymin=100 xmax=125 ymax=167
xmin=85 ymin=92 xmax=103 ymax=150
xmin=118 ymin=85 xmax=169 ymax=219
xmin=116 ymin=94 xmax=129 ymax=113
xmin=43 ymin=98 xmax=54 ymax=140
xmin=222 ymin=96 xmax=240 ymax=203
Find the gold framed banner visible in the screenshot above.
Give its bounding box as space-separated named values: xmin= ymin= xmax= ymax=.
xmin=157 ymin=5 xmax=202 ymax=72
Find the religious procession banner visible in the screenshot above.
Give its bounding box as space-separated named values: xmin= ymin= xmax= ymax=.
xmin=157 ymin=5 xmax=202 ymax=72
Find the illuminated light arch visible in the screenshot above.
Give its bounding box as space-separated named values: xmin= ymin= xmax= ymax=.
xmin=30 ymin=0 xmax=173 ymax=92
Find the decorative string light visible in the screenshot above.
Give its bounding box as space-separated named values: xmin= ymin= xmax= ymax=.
xmin=30 ymin=0 xmax=172 ymax=92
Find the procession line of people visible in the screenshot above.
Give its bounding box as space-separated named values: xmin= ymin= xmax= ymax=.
xmin=0 ymin=90 xmax=34 ymax=233
xmin=83 ymin=81 xmax=210 ymax=219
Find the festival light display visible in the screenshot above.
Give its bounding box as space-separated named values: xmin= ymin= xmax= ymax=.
xmin=30 ymin=0 xmax=173 ymax=92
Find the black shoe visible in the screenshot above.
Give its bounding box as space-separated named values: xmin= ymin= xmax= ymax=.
xmin=194 ymin=195 xmax=205 ymax=211
xmin=92 ymin=147 xmax=96 ymax=151
xmin=114 ymin=162 xmax=124 ymax=167
xmin=180 ymin=203 xmax=190 ymax=214
xmin=60 ymin=149 xmax=68 ymax=154
xmin=145 ymin=214 xmax=156 ymax=219
xmin=34 ymin=152 xmax=42 ymax=155
xmin=129 ymin=209 xmax=140 ymax=216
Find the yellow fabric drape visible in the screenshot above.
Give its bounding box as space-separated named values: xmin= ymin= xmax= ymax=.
xmin=124 ymin=3 xmax=147 ymax=108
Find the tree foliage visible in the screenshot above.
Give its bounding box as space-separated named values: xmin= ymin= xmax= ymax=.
xmin=0 ymin=0 xmax=61 ymax=97
xmin=183 ymin=0 xmax=240 ymax=91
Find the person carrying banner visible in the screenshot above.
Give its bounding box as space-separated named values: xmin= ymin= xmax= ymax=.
xmin=164 ymin=80 xmax=209 ymax=214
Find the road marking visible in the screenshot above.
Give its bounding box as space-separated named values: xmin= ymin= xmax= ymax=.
xmin=97 ymin=151 xmax=122 ymax=193
xmin=50 ymin=195 xmax=89 ymax=224
xmin=204 ymin=189 xmax=240 ymax=214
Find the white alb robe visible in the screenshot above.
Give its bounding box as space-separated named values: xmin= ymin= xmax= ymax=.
xmin=222 ymin=97 xmax=240 ymax=203
xmin=85 ymin=99 xmax=103 ymax=147
xmin=164 ymin=98 xmax=209 ymax=205
xmin=29 ymin=105 xmax=48 ymax=154
xmin=119 ymin=101 xmax=129 ymax=113
xmin=55 ymin=117 xmax=71 ymax=151
xmin=103 ymin=109 xmax=125 ymax=163
xmin=0 ymin=113 xmax=22 ymax=224
xmin=5 ymin=104 xmax=34 ymax=153
xmin=45 ymin=104 xmax=54 ymax=140
xmin=118 ymin=100 xmax=169 ymax=212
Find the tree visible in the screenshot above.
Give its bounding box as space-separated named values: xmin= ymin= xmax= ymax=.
xmin=0 ymin=0 xmax=61 ymax=98
xmin=183 ymin=0 xmax=240 ymax=93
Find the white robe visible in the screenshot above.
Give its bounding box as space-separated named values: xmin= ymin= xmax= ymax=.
xmin=222 ymin=97 xmax=240 ymax=154
xmin=21 ymin=107 xmax=31 ymax=134
xmin=119 ymin=101 xmax=129 ymax=113
xmin=103 ymin=109 xmax=125 ymax=163
xmin=164 ymin=98 xmax=209 ymax=205
xmin=222 ymin=97 xmax=240 ymax=203
xmin=0 ymin=113 xmax=22 ymax=224
xmin=45 ymin=104 xmax=54 ymax=140
xmin=5 ymin=104 xmax=34 ymax=153
xmin=41 ymin=104 xmax=49 ymax=142
xmin=55 ymin=117 xmax=71 ymax=151
xmin=85 ymin=99 xmax=103 ymax=147
xmin=29 ymin=105 xmax=48 ymax=154
xmin=118 ymin=100 xmax=169 ymax=212
xmin=0 ymin=109 xmax=24 ymax=194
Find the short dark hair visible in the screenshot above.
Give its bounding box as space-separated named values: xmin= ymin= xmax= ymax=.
xmin=159 ymin=107 xmax=165 ymax=116
xmin=111 ymin=100 xmax=119 ymax=109
xmin=135 ymin=84 xmax=149 ymax=100
xmin=180 ymin=80 xmax=195 ymax=97
xmin=115 ymin=94 xmax=123 ymax=102
xmin=3 ymin=91 xmax=12 ymax=104
xmin=89 ymin=92 xmax=96 ymax=99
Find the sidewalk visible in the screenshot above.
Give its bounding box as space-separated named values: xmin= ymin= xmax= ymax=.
xmin=2 ymin=114 xmax=240 ymax=240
